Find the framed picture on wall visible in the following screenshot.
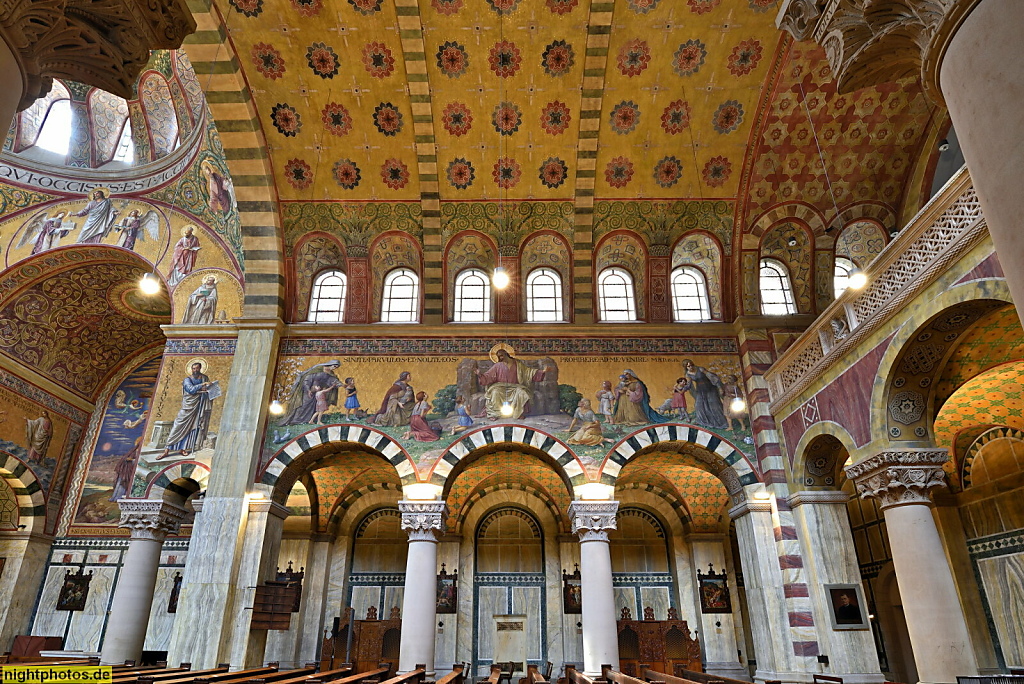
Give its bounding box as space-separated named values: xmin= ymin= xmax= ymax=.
xmin=167 ymin=572 xmax=183 ymax=613
xmin=562 ymin=564 xmax=582 ymax=614
xmin=697 ymin=563 xmax=732 ymax=614
xmin=436 ymin=563 xmax=457 ymax=613
xmin=824 ymin=583 xmax=870 ymax=630
xmin=56 ymin=568 xmax=93 ymax=611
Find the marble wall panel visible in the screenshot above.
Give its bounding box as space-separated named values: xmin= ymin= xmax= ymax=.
xmin=32 ymin=566 xmax=72 ymax=639
xmin=350 ymin=586 xmax=381 ymax=621
xmin=65 ymin=566 xmax=116 ymax=651
xmin=978 ymin=552 xmax=1024 ymax=668
xmin=143 ymin=567 xmax=180 ymax=652
xmin=613 ymin=587 xmax=635 ymax=620
xmin=477 ymin=587 xmax=507 ymax=665
xmin=383 ymin=586 xmax=404 ymax=619
xmin=512 ymin=587 xmax=543 ymax=661
xmin=639 ymin=586 xmax=670 ymax=620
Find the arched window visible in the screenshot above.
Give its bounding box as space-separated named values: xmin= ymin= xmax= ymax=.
xmin=111 ymin=120 xmax=135 ymax=165
xmin=309 ymin=270 xmax=347 ymax=322
xmin=759 ymin=259 xmax=797 ymax=315
xmin=598 ymin=267 xmax=637 ymax=322
xmin=834 ymin=256 xmax=856 ymax=298
xmin=609 ymin=509 xmax=669 ymax=573
xmin=525 ymin=267 xmax=563 ymax=322
xmin=34 ymin=99 xmax=73 ymax=156
xmin=381 ymin=268 xmax=419 ymax=323
xmin=476 ymin=508 xmax=543 ymax=573
xmin=453 ymin=268 xmax=491 ymax=322
xmin=671 ymin=267 xmax=711 ymax=322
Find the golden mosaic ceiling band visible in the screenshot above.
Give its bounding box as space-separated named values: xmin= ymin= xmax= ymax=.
xmin=776 ymin=0 xmax=984 ymax=107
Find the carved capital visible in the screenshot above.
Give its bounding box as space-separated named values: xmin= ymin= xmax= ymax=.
xmin=0 ymin=0 xmax=197 ymax=110
xmin=776 ymin=0 xmax=981 ymax=105
xmin=117 ymin=500 xmax=188 ymax=542
xmin=568 ymin=501 xmax=619 ymax=543
xmin=398 ymin=501 xmax=447 ymax=542
xmin=845 ymin=449 xmax=949 ymax=509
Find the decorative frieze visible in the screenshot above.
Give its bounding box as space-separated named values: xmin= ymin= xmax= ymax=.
xmin=845 ymin=449 xmax=949 ymax=509
xmin=568 ymin=501 xmax=619 ymax=543
xmin=0 ymin=0 xmax=196 ymax=110
xmin=117 ymin=500 xmax=188 ymax=542
xmin=398 ymin=501 xmax=447 ymax=541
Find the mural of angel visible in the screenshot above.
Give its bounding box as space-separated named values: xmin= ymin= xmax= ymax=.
xmin=280 ymin=360 xmax=342 ymax=426
xmin=181 ymin=275 xmax=219 ymax=325
xmin=167 ymin=225 xmax=201 ymax=287
xmin=114 ymin=209 xmax=160 ymax=251
xmin=74 ymin=189 xmax=120 ymax=243
xmin=25 ymin=410 xmax=53 ymax=462
xmin=17 ymin=211 xmax=73 ymax=254
xmin=201 ymin=160 xmax=234 ymax=214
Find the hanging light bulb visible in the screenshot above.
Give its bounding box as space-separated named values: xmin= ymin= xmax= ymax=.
xmin=268 ymin=400 xmax=285 ymax=416
xmin=138 ymin=272 xmax=161 ymax=295
xmin=500 ymin=400 xmax=514 ymax=417
xmin=492 ymin=266 xmax=510 ymax=291
xmin=848 ymin=268 xmax=867 ymax=290
xmin=730 ymin=396 xmax=746 ymax=413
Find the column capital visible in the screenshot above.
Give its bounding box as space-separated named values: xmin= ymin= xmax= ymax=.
xmin=845 ymin=449 xmax=949 ymax=509
xmin=117 ymin=500 xmax=188 ymax=542
xmin=776 ymin=0 xmax=982 ymax=106
xmin=0 ymin=0 xmax=196 ymax=111
xmin=568 ymin=501 xmax=619 ymax=542
xmin=398 ymin=501 xmax=447 ymax=542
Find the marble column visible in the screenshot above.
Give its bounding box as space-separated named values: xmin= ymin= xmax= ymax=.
xmin=397 ymin=500 xmax=446 ymax=676
xmin=728 ymin=497 xmax=797 ymax=683
xmin=688 ymin=534 xmax=747 ymax=680
xmin=0 ymin=533 xmax=52 ymax=653
xmin=568 ymin=501 xmax=619 ymax=677
xmin=167 ymin=322 xmax=283 ymax=669
xmin=297 ymin=534 xmax=334 ymax=665
xmin=787 ymin=491 xmax=883 ymax=684
xmin=101 ymin=500 xmax=187 ymax=665
xmin=846 ymin=450 xmax=978 ymax=684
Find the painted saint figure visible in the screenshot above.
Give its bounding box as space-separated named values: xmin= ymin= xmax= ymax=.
xmin=159 ymin=362 xmax=216 ymax=459
xmin=74 ymin=189 xmax=119 ymax=243
xmin=114 ymin=209 xmax=159 ymax=251
xmin=110 ymin=439 xmax=142 ymax=501
xmin=168 ymin=225 xmax=201 ymax=287
xmin=25 ymin=410 xmax=53 ymax=461
xmin=181 ymin=275 xmax=219 ymax=325
xmin=281 ymin=361 xmax=341 ymax=426
xmin=680 ymin=359 xmax=729 ymax=430
xmin=202 ymin=160 xmax=233 ymax=214
xmin=611 ymin=369 xmax=666 ymax=426
xmin=26 ymin=211 xmax=69 ymax=254
xmin=371 ymin=372 xmax=415 ymax=427
xmin=475 ymin=347 xmax=549 ymax=420
xmin=565 ymin=398 xmax=609 ymax=446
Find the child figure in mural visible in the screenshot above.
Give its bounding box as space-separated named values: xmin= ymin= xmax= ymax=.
xmin=310 ymin=382 xmax=333 ymax=425
xmin=565 ymin=398 xmax=610 ymax=446
xmin=452 ymin=396 xmax=474 ymax=435
xmin=406 ymin=392 xmax=440 ymax=442
xmin=671 ymin=377 xmax=690 ymax=420
xmin=343 ymin=377 xmax=360 ymax=419
xmin=596 ymin=380 xmax=615 ymax=424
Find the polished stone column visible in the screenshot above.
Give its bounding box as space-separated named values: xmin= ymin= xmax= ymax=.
xmin=846 ymin=450 xmax=978 ymax=684
xmin=397 ymin=500 xmax=447 ymax=675
xmin=101 ymin=500 xmax=187 ymax=665
xmin=568 ymin=501 xmax=619 ymax=676
xmin=687 ymin=534 xmax=747 ymax=680
xmin=788 ymin=491 xmax=883 ymax=684
xmin=296 ymin=534 xmax=334 ymax=665
xmin=0 ymin=533 xmax=52 ymax=653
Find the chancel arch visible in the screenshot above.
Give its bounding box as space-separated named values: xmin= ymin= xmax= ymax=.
xmin=0 ymin=454 xmax=46 ymax=534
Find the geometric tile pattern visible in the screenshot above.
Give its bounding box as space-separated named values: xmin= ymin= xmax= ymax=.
xmin=934 ymin=305 xmax=1024 ymax=411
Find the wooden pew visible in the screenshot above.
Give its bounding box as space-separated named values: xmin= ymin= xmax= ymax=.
xmin=374 ymin=665 xmax=425 ymax=684
xmin=639 ymin=667 xmax=745 ymax=684
xmin=602 ymin=666 xmax=663 ymax=684
xmin=251 ymin=664 xmax=395 ymax=684
xmin=208 ymin=668 xmax=316 ymax=684
xmin=564 ymin=664 xmax=601 ymax=684
xmin=129 ymin=667 xmax=230 ymax=684
xmin=435 ymin=664 xmax=466 ymax=684
xmin=155 ymin=667 xmax=278 ymax=684
xmin=487 ymin=665 xmax=503 ymax=684
xmin=112 ymin=668 xmax=190 ymax=682
xmin=518 ymin=664 xmax=548 ymax=684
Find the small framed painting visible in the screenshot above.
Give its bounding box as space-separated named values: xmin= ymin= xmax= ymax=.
xmin=697 ymin=563 xmax=732 ymax=614
xmin=167 ymin=572 xmax=183 ymax=613
xmin=825 ymin=583 xmax=870 ymax=630
xmin=562 ymin=565 xmax=582 ymax=614
xmin=56 ymin=568 xmax=93 ymax=611
xmin=436 ymin=563 xmax=458 ymax=614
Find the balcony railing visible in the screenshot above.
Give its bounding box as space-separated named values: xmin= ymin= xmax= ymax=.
xmin=764 ymin=167 xmax=987 ymax=411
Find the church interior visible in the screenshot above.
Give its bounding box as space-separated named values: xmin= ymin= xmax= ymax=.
xmin=0 ymin=1 xmax=1021 ymax=684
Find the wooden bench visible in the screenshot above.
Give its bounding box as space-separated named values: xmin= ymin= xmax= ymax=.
xmin=249 ymin=665 xmax=362 ymax=684
xmin=487 ymin=665 xmax=503 ymax=684
xmin=812 ymin=676 xmax=843 ymax=684
xmin=435 ymin=664 xmax=466 ymax=684
xmin=130 ymin=667 xmax=231 ymax=684
xmin=156 ymin=666 xmax=278 ymax=684
xmin=518 ymin=664 xmax=549 ymax=684
xmin=211 ymin=668 xmax=316 ymax=684
xmin=374 ymin=665 xmax=425 ymax=684
xmin=603 ymin=666 xmax=663 ymax=684
xmin=564 ymin=664 xmax=602 ymax=684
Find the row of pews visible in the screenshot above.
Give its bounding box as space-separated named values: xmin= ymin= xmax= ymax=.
xmin=564 ymin=664 xmax=754 ymax=684
xmin=0 ymin=659 xmax=470 ymax=684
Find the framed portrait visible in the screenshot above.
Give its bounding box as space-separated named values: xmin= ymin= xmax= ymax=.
xmin=697 ymin=563 xmax=732 ymax=614
xmin=56 ymin=568 xmax=93 ymax=612
xmin=562 ymin=565 xmax=582 ymax=614
xmin=167 ymin=572 xmax=183 ymax=613
xmin=825 ymin=584 xmax=869 ymax=630
xmin=436 ymin=563 xmax=458 ymax=614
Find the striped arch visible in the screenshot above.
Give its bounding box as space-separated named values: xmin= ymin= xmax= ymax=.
xmin=259 ymin=425 xmax=418 ymax=486
xmin=424 ymin=425 xmax=586 ymax=487
xmin=833 ymin=201 xmax=897 ymax=233
xmin=598 ymin=424 xmax=760 ymax=492
xmin=749 ymin=201 xmax=828 ymax=239
xmin=145 ymin=461 xmax=211 ymax=500
xmin=449 ymin=474 xmax=570 ymax=535
xmin=0 ymin=451 xmax=46 ymax=532
xmin=180 ymin=0 xmax=284 ymax=318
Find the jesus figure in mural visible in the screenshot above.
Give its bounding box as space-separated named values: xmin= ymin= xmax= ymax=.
xmin=475 ymin=345 xmax=550 ymax=420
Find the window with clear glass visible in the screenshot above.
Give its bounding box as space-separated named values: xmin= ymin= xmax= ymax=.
xmin=112 ymin=121 xmax=135 ymax=165
xmin=34 ymin=99 xmax=73 ymax=156
xmin=671 ymin=267 xmax=711 ymax=322
xmin=381 ymin=268 xmax=419 ymax=323
xmin=525 ymin=267 xmax=563 ymax=322
xmin=834 ymin=256 xmax=856 ymax=298
xmin=759 ymin=259 xmax=797 ymax=315
xmin=309 ymin=270 xmax=347 ymax=322
xmin=454 ymin=268 xmax=491 ymax=322
xmin=598 ymin=267 xmax=638 ymax=322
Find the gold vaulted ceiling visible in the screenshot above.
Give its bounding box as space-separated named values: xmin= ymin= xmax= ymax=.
xmin=220 ymin=0 xmax=937 ymax=222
